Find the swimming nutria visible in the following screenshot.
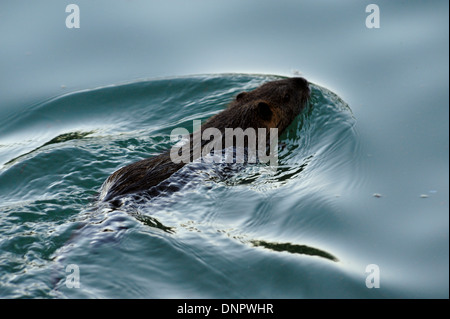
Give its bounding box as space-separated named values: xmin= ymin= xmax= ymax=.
xmin=99 ymin=77 xmax=310 ymax=202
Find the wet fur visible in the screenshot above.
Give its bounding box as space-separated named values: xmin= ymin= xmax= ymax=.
xmin=99 ymin=77 xmax=310 ymax=202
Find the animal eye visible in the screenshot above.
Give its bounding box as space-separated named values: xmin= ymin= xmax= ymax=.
xmin=236 ymin=92 xmax=248 ymax=100
xmin=283 ymin=94 xmax=291 ymax=102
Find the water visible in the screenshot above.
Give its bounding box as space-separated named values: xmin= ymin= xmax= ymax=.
xmin=0 ymin=1 xmax=448 ymax=299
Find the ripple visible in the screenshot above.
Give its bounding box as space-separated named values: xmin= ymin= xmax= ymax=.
xmin=0 ymin=74 xmax=364 ymax=298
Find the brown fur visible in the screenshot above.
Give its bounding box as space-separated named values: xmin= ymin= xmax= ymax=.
xmin=99 ymin=77 xmax=310 ymax=202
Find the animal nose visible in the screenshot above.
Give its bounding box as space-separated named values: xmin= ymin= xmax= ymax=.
xmin=292 ymin=77 xmax=308 ymax=88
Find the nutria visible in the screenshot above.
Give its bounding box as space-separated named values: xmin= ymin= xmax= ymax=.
xmin=99 ymin=77 xmax=310 ymax=202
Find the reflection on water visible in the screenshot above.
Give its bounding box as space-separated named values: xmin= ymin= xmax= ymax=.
xmin=0 ymin=69 xmax=447 ymax=298
xmin=4 ymin=131 xmax=94 ymax=166
xmin=251 ymin=240 xmax=338 ymax=262
xmin=132 ymin=211 xmax=175 ymax=234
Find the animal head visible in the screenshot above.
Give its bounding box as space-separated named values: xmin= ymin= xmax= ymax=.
xmin=229 ymin=77 xmax=310 ymax=132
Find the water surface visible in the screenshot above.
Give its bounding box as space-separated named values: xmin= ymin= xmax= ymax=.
xmin=0 ymin=0 xmax=448 ymax=299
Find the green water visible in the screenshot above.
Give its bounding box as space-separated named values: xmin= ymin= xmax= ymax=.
xmin=0 ymin=74 xmax=365 ymax=298
xmin=0 ymin=0 xmax=448 ymax=299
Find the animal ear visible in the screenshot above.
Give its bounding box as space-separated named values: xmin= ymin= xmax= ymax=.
xmin=236 ymin=92 xmax=248 ymax=101
xmin=257 ymin=102 xmax=272 ymax=121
